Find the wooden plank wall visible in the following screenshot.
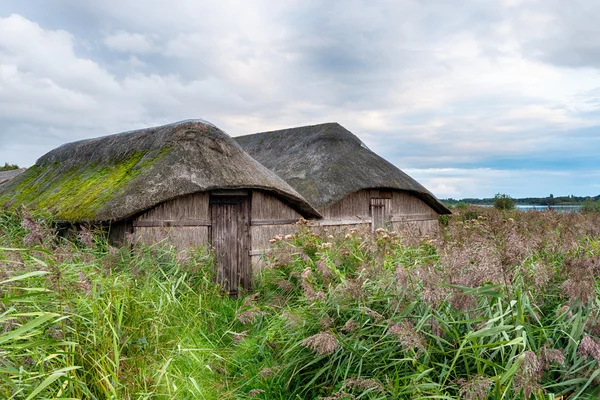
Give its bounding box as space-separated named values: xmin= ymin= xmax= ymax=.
xmin=314 ymin=189 xmax=439 ymax=235
xmin=107 ymin=220 xmax=133 ymax=245
xmin=250 ymin=191 xmax=302 ymax=269
xmin=210 ymin=195 xmax=250 ymax=294
xmin=134 ymin=192 xmax=210 ymax=248
xmin=389 ymin=191 xmax=439 ymax=235
xmin=321 ymin=190 xmax=371 ymax=218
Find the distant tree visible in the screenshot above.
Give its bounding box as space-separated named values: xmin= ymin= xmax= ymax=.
xmin=494 ymin=193 xmax=515 ymax=210
xmin=0 ymin=162 xmax=19 ymax=172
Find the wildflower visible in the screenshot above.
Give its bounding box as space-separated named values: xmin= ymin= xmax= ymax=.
xmin=342 ymin=319 xmax=360 ymax=333
xmin=258 ymin=366 xmax=281 ymax=378
xmin=578 ymin=335 xmax=600 ymax=362
xmin=77 ymin=272 xmax=92 ymax=295
xmin=513 ymin=351 xmax=542 ymax=398
xmin=340 ymin=377 xmax=383 ymax=393
xmin=232 ymin=330 xmax=248 ymax=343
xmin=556 ymin=304 xmax=573 ymax=319
xmin=456 ymin=375 xmax=493 ymax=400
xmin=360 ymin=306 xmax=384 ymax=322
xmin=242 ymin=293 xmax=259 ymax=308
xmin=77 ymin=225 xmax=94 ymax=247
xmin=47 ymin=327 xmax=65 ymax=340
xmin=539 ymin=345 xmax=565 ymax=368
xmin=316 ymin=259 xmax=331 ymax=279
xmin=274 ymin=279 xmax=293 ymax=292
xmin=236 ymin=308 xmax=264 ymax=324
xmin=320 ymin=315 xmax=334 ymax=330
xmin=394 ymin=264 xmax=409 ymax=289
xmin=300 ymin=267 xmax=325 ymax=301
xmin=562 ymin=278 xmax=596 ymax=305
xmin=301 ymin=332 xmax=339 ymax=355
xmin=21 ymin=207 xmax=43 ymax=246
xmin=430 ymin=318 xmax=443 ymax=337
xmin=387 ymin=320 xmax=426 ymax=354
xmin=108 ymin=246 xmax=119 ymax=255
xmin=247 ymin=389 xmax=265 ymax=397
xmin=345 ymin=278 xmax=366 ymax=300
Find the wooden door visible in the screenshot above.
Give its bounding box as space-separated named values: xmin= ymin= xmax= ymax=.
xmin=371 ymin=198 xmax=391 ymax=231
xmin=210 ymin=194 xmax=250 ymax=296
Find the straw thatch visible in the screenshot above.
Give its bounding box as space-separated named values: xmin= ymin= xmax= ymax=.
xmin=0 ymin=120 xmax=320 ymax=221
xmin=0 ymin=168 xmax=26 ymax=187
xmin=235 ymin=122 xmax=450 ymax=214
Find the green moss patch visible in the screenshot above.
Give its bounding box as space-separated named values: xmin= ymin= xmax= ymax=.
xmin=0 ymin=149 xmax=169 ymax=221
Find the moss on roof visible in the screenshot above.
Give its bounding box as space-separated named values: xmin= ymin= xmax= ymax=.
xmin=0 ymin=121 xmax=320 ymax=221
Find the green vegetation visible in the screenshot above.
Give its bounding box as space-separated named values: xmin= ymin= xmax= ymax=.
xmin=582 ymin=199 xmax=600 ymax=213
xmin=493 ymin=193 xmax=515 ymax=210
xmin=0 ymin=162 xmax=19 ymax=171
xmin=1 ymin=207 xmax=600 ymax=398
xmin=0 ymin=148 xmax=170 ymax=221
xmin=444 ymin=194 xmax=600 ymax=207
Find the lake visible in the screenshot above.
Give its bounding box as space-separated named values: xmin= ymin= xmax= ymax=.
xmin=516 ymin=205 xmax=583 ymax=212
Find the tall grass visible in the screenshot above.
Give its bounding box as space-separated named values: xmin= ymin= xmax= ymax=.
xmin=228 ymin=208 xmax=600 ymax=399
xmin=0 ymin=209 xmax=239 ymax=399
xmin=0 ymin=207 xmax=599 ymax=399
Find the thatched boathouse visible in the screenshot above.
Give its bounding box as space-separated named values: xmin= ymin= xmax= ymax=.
xmin=0 ymin=120 xmax=320 ymax=295
xmin=235 ymin=123 xmax=450 ymax=234
xmin=0 ymin=120 xmax=450 ymax=293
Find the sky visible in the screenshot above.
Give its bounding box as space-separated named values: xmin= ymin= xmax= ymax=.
xmin=1 ymin=0 xmax=600 ymax=199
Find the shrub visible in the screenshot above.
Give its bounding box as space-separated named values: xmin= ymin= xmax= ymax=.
xmin=0 ymin=162 xmax=19 ymax=171
xmin=494 ymin=193 xmax=515 ymax=210
xmin=582 ymin=199 xmax=600 ymax=213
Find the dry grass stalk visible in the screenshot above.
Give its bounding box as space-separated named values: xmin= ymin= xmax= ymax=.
xmin=301 ymin=332 xmax=339 ymax=356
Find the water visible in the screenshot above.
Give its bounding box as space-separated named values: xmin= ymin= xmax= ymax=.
xmin=516 ymin=205 xmax=582 ymax=213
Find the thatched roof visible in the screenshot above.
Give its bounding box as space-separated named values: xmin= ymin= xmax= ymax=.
xmin=0 ymin=120 xmax=320 ymax=221
xmin=0 ymin=168 xmax=26 ymax=187
xmin=235 ymin=122 xmax=451 ymax=214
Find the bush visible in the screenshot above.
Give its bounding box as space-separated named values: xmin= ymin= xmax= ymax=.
xmin=0 ymin=162 xmax=19 ymax=171
xmin=582 ymin=199 xmax=600 ymax=213
xmin=494 ymin=193 xmax=515 ymax=210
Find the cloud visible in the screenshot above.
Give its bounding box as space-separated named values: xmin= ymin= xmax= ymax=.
xmin=405 ymin=168 xmax=600 ymax=199
xmin=0 ymin=2 xmax=599 ymax=199
xmin=104 ymin=31 xmax=156 ymax=53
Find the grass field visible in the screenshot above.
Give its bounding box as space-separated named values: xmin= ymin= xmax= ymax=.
xmin=1 ymin=206 xmax=599 ymax=399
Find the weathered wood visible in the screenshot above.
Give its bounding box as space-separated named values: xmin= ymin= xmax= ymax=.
xmin=137 ymin=192 xmax=210 ymax=221
xmin=210 ymin=194 xmax=250 ymax=296
xmin=133 ymin=220 xmax=211 ymax=227
xmin=251 ymin=190 xmax=302 ymax=220
xmin=310 ymin=217 xmax=372 ymax=226
xmin=389 ymin=214 xmax=438 ymax=222
xmin=251 ymin=219 xmax=300 ymax=226
xmin=135 ymin=226 xmax=210 ymax=247
xmin=107 ymin=220 xmax=133 ymax=245
xmin=134 ymin=192 xmax=212 ymax=248
xmin=251 ymin=224 xmax=299 ymax=253
xmin=390 ymin=191 xmax=437 ymax=216
xmin=321 ymin=190 xmax=371 ymax=218
xmin=250 ymin=249 xmax=273 ymax=256
xmin=371 ymin=198 xmax=392 ymax=230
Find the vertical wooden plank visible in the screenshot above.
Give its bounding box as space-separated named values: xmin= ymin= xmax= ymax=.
xmin=238 ymin=197 xmax=251 ymax=292
xmin=210 ymin=194 xmax=251 ymax=296
xmin=371 ymin=198 xmax=391 ymax=230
